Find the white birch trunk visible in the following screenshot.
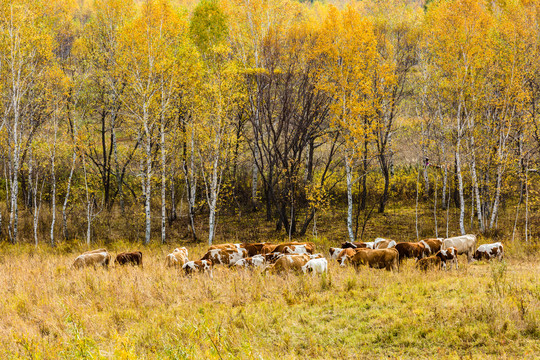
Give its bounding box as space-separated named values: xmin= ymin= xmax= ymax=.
xmin=525 ymin=166 xmax=529 ymax=242
xmin=456 ymin=136 xmax=465 ymax=235
xmin=205 ymin=138 xmax=223 ymax=246
xmin=9 ymin=141 xmax=20 ymax=244
xmin=470 ymin=146 xmax=484 ymax=232
xmin=160 ymin=113 xmax=167 ymax=244
xmin=144 ymin=115 xmax=152 ymax=245
xmin=433 ymin=171 xmax=438 ymax=237
xmin=415 ymin=163 xmax=420 ymax=240
xmin=62 ymin=151 xmax=77 ymax=240
xmin=83 ymin=158 xmax=92 ymax=245
xmin=345 ymin=152 xmax=354 ymax=242
xmin=489 ymin=163 xmax=503 ymax=230
xmin=49 ymin=117 xmax=58 ymax=246
xmin=186 ymin=131 xmax=197 ymax=239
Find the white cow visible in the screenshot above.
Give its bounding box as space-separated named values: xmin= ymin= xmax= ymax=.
xmin=442 ymin=234 xmax=477 ymax=262
xmin=302 ymin=258 xmax=328 ymax=275
xmin=72 ymin=251 xmax=112 ymax=269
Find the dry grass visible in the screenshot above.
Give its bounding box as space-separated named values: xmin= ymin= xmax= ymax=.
xmin=0 ymin=240 xmax=539 ymax=359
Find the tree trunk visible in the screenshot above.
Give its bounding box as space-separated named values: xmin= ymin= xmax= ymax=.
xmin=470 ymin=149 xmax=484 ymax=232
xmin=63 ymin=151 xmax=77 ymax=240
xmin=378 ymin=154 xmax=390 ymax=214
xmin=345 ymin=153 xmax=355 ymax=242
xmin=489 ymin=163 xmax=504 ymax=230
xmin=144 ymin=118 xmax=152 ymax=245
xmin=160 ymin=115 xmax=166 ymax=244
xmin=456 ymin=137 xmax=465 ymax=235
xmin=50 ymin=118 xmax=58 ymax=247
xmin=83 ymin=158 xmax=92 ymax=245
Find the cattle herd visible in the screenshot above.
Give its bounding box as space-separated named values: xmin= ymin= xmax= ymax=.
xmin=70 ymin=235 xmax=505 ymax=278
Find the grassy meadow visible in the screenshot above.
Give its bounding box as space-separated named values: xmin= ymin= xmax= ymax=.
xmin=1 ymin=228 xmax=540 ymax=359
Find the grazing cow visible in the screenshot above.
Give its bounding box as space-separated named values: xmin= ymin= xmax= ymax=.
xmin=349 ymin=248 xmax=399 ymax=271
xmin=436 ymin=247 xmax=458 ymax=270
xmin=340 ymin=242 xmax=368 ymax=249
xmin=165 ymin=247 xmax=189 ymax=268
xmin=336 ymin=248 xmax=362 ymax=267
xmin=474 ymin=243 xmax=504 ymax=261
xmin=233 ymin=255 xmax=266 ymax=268
xmin=374 ymin=239 xmax=397 ymax=249
xmin=283 ymin=244 xmax=311 ymax=255
xmin=302 ymin=258 xmax=328 ymax=275
xmin=266 ymin=254 xmax=310 ymax=274
xmin=201 ymin=248 xmax=248 ymax=265
xmin=416 ymin=256 xmax=441 ymax=271
xmin=115 ymin=251 xmax=143 ymax=266
xmin=271 ymin=242 xmax=315 ymax=254
xmin=240 ymin=243 xmax=269 ymax=257
xmin=72 ymin=251 xmax=112 ymax=269
xmin=183 ymin=260 xmax=213 ymax=276
xmin=261 ymin=244 xmax=278 ymax=254
xmin=419 ymin=238 xmax=443 ymax=256
xmin=395 ymin=242 xmax=426 ymax=263
xmin=265 ymin=252 xmax=285 ymax=264
xmin=209 ymin=243 xmax=237 ymax=251
xmin=329 ymin=247 xmax=344 ymax=259
xmin=442 ymin=234 xmax=477 ymax=262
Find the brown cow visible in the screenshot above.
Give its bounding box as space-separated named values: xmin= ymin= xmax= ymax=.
xmin=336 ymin=248 xmax=363 ymax=267
xmin=436 ymin=247 xmax=458 ymax=270
xmin=349 ymin=248 xmax=399 ymax=271
xmin=182 ymin=260 xmax=213 ymax=276
xmin=240 ymin=243 xmax=269 ymax=257
xmin=261 ymin=244 xmax=278 ymax=254
xmin=115 ymin=251 xmax=143 ymax=266
xmin=72 ymin=251 xmax=112 ymax=269
xmin=266 ymin=254 xmax=310 ymax=274
xmin=264 ymin=252 xmax=285 ymax=264
xmin=208 ymin=243 xmax=237 ymax=251
xmin=415 ymin=256 xmax=441 ymax=271
xmin=419 ymin=238 xmax=443 ymax=256
xmin=271 ymin=242 xmax=315 ymax=254
xmin=395 ymin=242 xmax=426 ymax=263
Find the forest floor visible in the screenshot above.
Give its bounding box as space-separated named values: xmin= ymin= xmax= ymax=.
xmin=1 ymin=209 xmax=540 ymax=359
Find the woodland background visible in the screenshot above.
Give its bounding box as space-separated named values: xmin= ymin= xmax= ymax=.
xmin=1 ymin=0 xmax=540 ymax=246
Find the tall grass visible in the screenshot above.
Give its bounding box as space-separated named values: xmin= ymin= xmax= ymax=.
xmin=0 ymin=242 xmax=539 ymax=359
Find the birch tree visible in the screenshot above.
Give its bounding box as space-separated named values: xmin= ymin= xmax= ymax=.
xmin=315 ymin=4 xmax=379 ymax=241
xmin=0 ymin=0 xmax=54 ymax=243
xmin=119 ymin=0 xmax=188 ymax=244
